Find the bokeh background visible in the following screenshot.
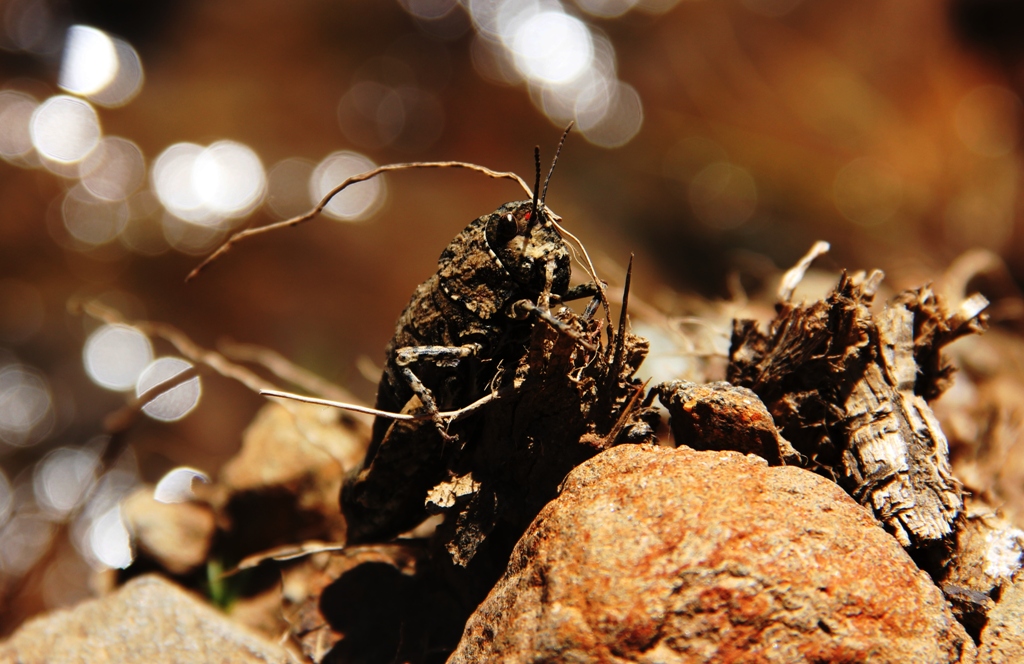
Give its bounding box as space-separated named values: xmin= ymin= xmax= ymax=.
xmin=2 ymin=0 xmax=1024 ymax=635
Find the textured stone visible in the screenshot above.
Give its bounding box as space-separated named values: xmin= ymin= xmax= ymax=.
xmin=978 ymin=575 xmax=1024 ymax=664
xmin=0 ymin=575 xmax=290 ymax=663
xmin=656 ymin=380 xmax=799 ymax=465
xmin=217 ymin=402 xmax=367 ymax=552
xmin=121 ymin=486 xmax=216 ymax=575
xmin=940 ymin=501 xmax=1023 ymax=637
xmin=451 ymin=444 xmax=975 ymax=663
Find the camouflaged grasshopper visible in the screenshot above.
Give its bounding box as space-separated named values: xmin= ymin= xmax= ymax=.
xmin=342 ymin=128 xmax=610 ymax=544
xmin=189 ymin=127 xmax=612 ymax=545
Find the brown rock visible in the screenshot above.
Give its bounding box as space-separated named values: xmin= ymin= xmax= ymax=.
xmin=220 ymin=402 xmax=366 ymax=496
xmin=0 ymin=575 xmax=291 ymax=663
xmin=978 ymin=575 xmax=1024 ymax=664
xmin=940 ymin=500 xmax=1023 ymax=636
xmin=121 ymin=486 xmax=216 ymax=575
xmin=451 ymin=444 xmax=975 ymax=664
xmin=656 ymin=380 xmax=800 ymax=465
xmin=944 ymin=502 xmax=1024 ymax=594
xmin=217 ymin=402 xmax=367 ymax=551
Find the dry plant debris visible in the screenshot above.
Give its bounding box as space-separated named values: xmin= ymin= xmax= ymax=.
xmin=727 ymin=271 xmax=988 ymax=550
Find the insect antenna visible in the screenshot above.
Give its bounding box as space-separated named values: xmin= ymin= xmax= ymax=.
xmin=530 ymin=146 xmax=541 ymax=222
xmin=186 ymin=161 xmax=533 ymax=281
xmin=540 ymin=121 xmax=574 ymax=212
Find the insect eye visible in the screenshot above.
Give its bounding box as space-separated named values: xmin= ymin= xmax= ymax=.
xmin=495 ymin=212 xmax=518 ymax=241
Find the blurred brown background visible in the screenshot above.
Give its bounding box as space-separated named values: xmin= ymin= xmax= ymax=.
xmin=1 ymin=0 xmax=1023 ymax=634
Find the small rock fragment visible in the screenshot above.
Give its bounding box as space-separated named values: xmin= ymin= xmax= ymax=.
xmin=218 ymin=402 xmax=367 ymax=551
xmin=451 ymin=444 xmax=975 ymax=663
xmin=978 ymin=575 xmax=1024 ymax=664
xmin=940 ymin=501 xmax=1024 ymax=638
xmin=656 ymin=379 xmax=799 ymax=464
xmin=0 ymin=575 xmax=291 ymax=663
xmin=221 ymin=402 xmax=366 ymax=495
xmin=121 ymin=486 xmax=216 ymax=575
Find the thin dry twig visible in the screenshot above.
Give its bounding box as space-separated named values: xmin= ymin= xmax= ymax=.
xmin=261 ymin=385 xmax=514 ymax=424
xmin=777 ymin=240 xmax=830 ymax=303
xmin=187 ymin=161 xmax=534 ymax=281
xmin=939 ymin=248 xmax=1024 ymax=324
xmin=229 ymin=541 xmax=422 ymax=575
xmin=73 ymin=298 xmax=369 ymax=462
xmin=217 ymin=338 xmax=357 ymax=403
xmin=76 ymin=299 xmax=278 ymax=395
xmin=102 ymin=365 xmax=201 ymax=434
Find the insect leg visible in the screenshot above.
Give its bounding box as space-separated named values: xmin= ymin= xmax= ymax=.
xmin=556 ymin=281 xmax=605 ymax=303
xmin=551 ymin=281 xmax=605 ymax=320
xmin=398 ymin=366 xmax=454 ymax=442
xmin=395 ymin=343 xmax=479 ymax=369
xmin=394 ymin=343 xmax=482 ymax=441
xmin=510 ymin=299 xmax=598 ymax=352
xmin=581 ymin=294 xmax=602 ymax=322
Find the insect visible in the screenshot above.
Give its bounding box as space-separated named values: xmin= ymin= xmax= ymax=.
xmin=187 ymin=127 xmax=648 ymax=551
xmin=342 ymin=128 xmax=608 ymax=544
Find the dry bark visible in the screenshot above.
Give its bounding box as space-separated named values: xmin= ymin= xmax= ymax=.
xmin=727 ymin=272 xmax=987 ymax=549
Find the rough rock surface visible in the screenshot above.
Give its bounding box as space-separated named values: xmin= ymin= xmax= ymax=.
xmin=217 ymin=402 xmax=366 ymax=552
xmin=220 ymin=402 xmax=366 ymax=496
xmin=939 ymin=501 xmax=1024 ymax=636
xmin=0 ymin=575 xmax=290 ymax=663
xmin=450 ymin=444 xmax=975 ymax=663
xmin=121 ymin=486 xmax=216 ymax=575
xmin=656 ymin=380 xmax=799 ymax=465
xmin=978 ymin=576 xmax=1024 ymax=664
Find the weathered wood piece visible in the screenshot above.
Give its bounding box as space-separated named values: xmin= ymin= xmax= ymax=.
xmin=727 ymin=272 xmax=987 ymax=548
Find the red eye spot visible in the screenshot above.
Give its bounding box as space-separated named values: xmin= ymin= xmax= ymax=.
xmin=524 ymin=211 xmax=532 ymax=221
